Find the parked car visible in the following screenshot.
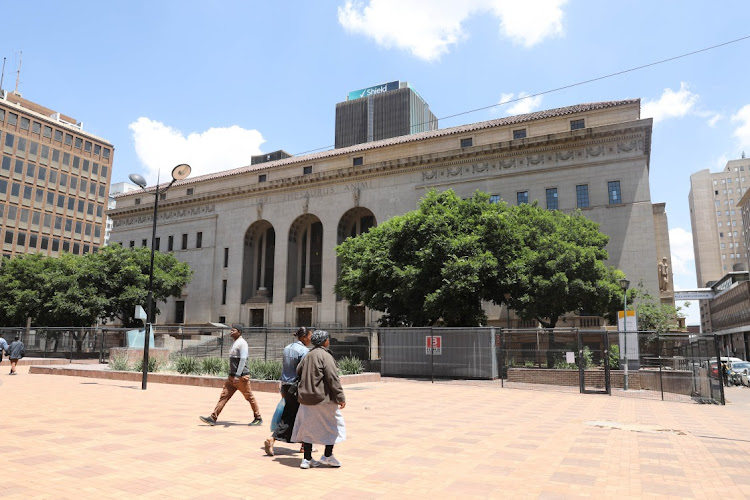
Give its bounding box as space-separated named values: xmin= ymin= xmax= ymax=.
xmin=707 ymin=357 xmax=744 ymax=378
xmin=730 ymin=361 xmax=750 ymax=376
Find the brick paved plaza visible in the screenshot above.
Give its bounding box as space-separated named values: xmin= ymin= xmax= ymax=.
xmin=1 ymin=360 xmax=749 ymax=499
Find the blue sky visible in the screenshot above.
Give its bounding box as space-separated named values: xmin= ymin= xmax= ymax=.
xmin=3 ymin=1 xmax=750 ymax=326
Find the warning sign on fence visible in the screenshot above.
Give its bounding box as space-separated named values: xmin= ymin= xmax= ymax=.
xmin=426 ymin=335 xmax=442 ymax=355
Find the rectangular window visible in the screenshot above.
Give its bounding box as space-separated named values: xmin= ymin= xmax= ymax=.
xmin=4 ymin=230 xmax=13 ymax=245
xmin=570 ymin=119 xmax=585 ymax=130
xmin=517 ymin=191 xmax=529 ymax=205
xmin=129 ymin=240 xmax=135 ymax=248
xmin=54 ymin=130 xmax=63 ymax=142
xmin=460 ymin=138 xmax=473 ymax=148
xmin=181 ymin=233 xmax=188 ymax=250
xmin=513 ymin=129 xmax=527 ymax=139
xmin=65 ymin=134 xmax=73 ymax=146
xmin=2 ymin=155 xmax=10 ymax=171
xmin=32 ymin=122 xmax=41 ymax=134
xmin=84 ymin=141 xmax=92 ymax=153
xmin=258 ymin=174 xmax=266 ymax=183
xmin=94 ymin=144 xmax=101 ymax=155
xmin=607 ymin=180 xmax=622 ymax=204
xmin=224 ymin=247 xmax=229 ymax=267
xmin=155 ymin=237 xmax=160 ymax=251
xmin=546 ymin=188 xmax=558 ymax=210
xmin=489 ymin=194 xmax=500 ymax=204
xmin=103 ymin=148 xmax=110 ymax=159
xmin=196 ymin=232 xmax=203 ymax=248
xmin=576 ymin=184 xmax=590 ymax=208
xmin=4 ymin=132 xmax=13 ymax=149
xmin=168 ymin=235 xmax=174 ymax=251
xmin=353 ymin=157 xmax=363 ymax=166
xmin=20 ymin=117 xmax=30 ymax=130
xmin=74 ymin=137 xmax=83 ymax=149
xmin=303 ymin=165 xmax=312 ymax=175
xmin=222 ymin=280 xmax=227 ymax=305
xmin=175 ymin=301 xmax=185 ymax=323
xmin=8 ymin=113 xmax=18 ymax=126
xmin=187 ymin=187 xmax=194 ymax=195
xmin=43 ymin=126 xmax=52 ymax=139
xmin=141 ymin=238 xmax=147 ymax=247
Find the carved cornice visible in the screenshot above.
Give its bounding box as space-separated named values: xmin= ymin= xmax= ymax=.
xmin=109 ymin=121 xmax=650 ymax=221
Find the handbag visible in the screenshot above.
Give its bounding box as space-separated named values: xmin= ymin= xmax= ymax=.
xmin=287 ymin=381 xmax=299 ymax=398
xmin=270 ymin=397 xmax=285 ymax=432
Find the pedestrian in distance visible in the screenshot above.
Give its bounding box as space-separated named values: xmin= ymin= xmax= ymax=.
xmin=264 ymin=326 xmax=313 ymax=456
xmin=199 ymin=324 xmax=263 ymax=426
xmin=8 ymin=335 xmax=25 ymax=375
xmin=0 ymin=333 xmax=8 ymax=365
xmin=291 ymin=329 xmax=346 ymax=469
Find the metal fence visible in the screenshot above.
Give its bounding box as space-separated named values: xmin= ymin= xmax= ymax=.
xmin=1 ymin=323 xmax=726 ymax=404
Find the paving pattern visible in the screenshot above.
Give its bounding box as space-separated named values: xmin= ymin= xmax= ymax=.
xmin=1 ymin=360 xmax=749 ymax=499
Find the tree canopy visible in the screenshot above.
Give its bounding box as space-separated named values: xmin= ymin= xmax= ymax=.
xmin=0 ymin=245 xmax=193 ymax=328
xmin=335 ymin=189 xmax=625 ymax=327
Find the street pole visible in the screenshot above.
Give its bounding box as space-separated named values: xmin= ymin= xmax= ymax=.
xmin=619 ymin=278 xmax=630 ymax=391
xmin=129 ymin=164 xmax=191 ymax=390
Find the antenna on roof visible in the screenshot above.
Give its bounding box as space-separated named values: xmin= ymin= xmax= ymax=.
xmin=0 ymin=57 xmax=5 ymax=91
xmin=14 ymin=51 xmax=22 ymax=94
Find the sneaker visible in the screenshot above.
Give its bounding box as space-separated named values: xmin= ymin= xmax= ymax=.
xmin=319 ymin=455 xmax=341 ymax=467
xmin=299 ymin=458 xmax=320 ymax=469
xmin=248 ymin=417 xmax=263 ymax=426
xmin=264 ymin=439 xmax=274 ymax=456
xmin=199 ymin=415 xmax=216 ymax=426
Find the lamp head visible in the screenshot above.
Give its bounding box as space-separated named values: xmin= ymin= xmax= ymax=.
xmin=171 ymin=164 xmax=191 ymax=181
xmin=128 ymin=173 xmax=147 ymax=189
xmin=618 ymin=278 xmax=630 ymax=291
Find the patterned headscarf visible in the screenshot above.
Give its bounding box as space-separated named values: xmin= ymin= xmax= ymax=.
xmin=311 ymin=329 xmax=330 ymax=347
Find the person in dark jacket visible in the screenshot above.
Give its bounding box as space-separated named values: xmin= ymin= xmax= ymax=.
xmin=264 ymin=326 xmax=312 ymax=456
xmin=199 ymin=324 xmax=263 ymax=426
xmin=8 ymin=335 xmax=24 ymax=375
xmin=291 ymin=330 xmax=346 ymax=469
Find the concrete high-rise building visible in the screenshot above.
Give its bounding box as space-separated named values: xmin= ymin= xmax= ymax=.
xmin=335 ymin=81 xmax=437 ymax=149
xmin=689 ymin=159 xmax=750 ymax=287
xmin=689 ymin=158 xmax=750 ymax=333
xmin=0 ymin=90 xmax=115 ymax=259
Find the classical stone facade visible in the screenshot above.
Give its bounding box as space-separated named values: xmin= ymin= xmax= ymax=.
xmin=108 ymin=99 xmax=670 ymax=328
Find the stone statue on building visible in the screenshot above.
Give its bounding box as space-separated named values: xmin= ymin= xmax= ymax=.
xmin=658 ymin=256 xmax=669 ymax=292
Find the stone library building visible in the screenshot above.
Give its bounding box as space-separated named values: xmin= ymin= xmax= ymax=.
xmin=0 ymin=90 xmax=114 ymax=259
xmin=109 ymin=85 xmax=673 ymax=329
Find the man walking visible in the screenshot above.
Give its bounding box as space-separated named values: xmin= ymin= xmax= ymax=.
xmin=200 ymin=324 xmax=263 ymax=426
xmin=8 ymin=335 xmax=25 ymax=375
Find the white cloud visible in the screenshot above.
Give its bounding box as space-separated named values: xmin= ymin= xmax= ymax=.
xmin=337 ymin=0 xmax=567 ymax=62
xmin=128 ymin=118 xmax=265 ymax=185
xmin=642 ymin=82 xmax=699 ymax=123
xmin=498 ymin=91 xmax=543 ymax=116
xmin=668 ymin=227 xmax=696 ymax=286
xmin=668 ymin=227 xmax=701 ymax=327
xmin=731 ymin=104 xmax=750 ymax=153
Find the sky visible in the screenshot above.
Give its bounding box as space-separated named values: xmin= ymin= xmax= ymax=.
xmin=3 ymin=0 xmax=750 ymax=327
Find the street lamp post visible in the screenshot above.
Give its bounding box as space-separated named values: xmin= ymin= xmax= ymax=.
xmin=502 ymin=292 xmax=511 ymax=387
xmin=618 ymin=278 xmax=630 ymax=391
xmin=129 ymin=164 xmax=191 ymax=390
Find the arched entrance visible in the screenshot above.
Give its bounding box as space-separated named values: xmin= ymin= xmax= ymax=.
xmin=242 ymin=221 xmax=275 ymax=326
xmin=337 ymin=207 xmax=377 ymax=326
xmin=287 ymin=214 xmax=323 ymax=303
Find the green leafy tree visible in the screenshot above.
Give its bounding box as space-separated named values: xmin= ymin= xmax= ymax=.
xmin=0 ymin=254 xmax=56 ymax=326
xmin=335 ymin=189 xmax=520 ymax=326
xmin=505 ymin=203 xmax=622 ymax=329
xmin=91 ymin=244 xmax=193 ymax=327
xmin=629 ymin=280 xmax=686 ymax=332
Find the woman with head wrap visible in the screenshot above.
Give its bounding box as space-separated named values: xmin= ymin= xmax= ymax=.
xmin=291 ymin=330 xmax=347 ymax=469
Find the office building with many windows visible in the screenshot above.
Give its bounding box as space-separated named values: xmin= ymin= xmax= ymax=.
xmin=0 ymin=90 xmax=114 ymax=258
xmin=108 ymin=98 xmax=672 ymax=328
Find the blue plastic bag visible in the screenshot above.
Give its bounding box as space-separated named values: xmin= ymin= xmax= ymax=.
xmin=270 ymin=397 xmax=285 ymax=432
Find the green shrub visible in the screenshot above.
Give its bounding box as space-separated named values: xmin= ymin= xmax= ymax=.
xmin=523 ymin=360 xmax=535 ymax=368
xmin=109 ymin=352 xmax=130 ymax=371
xmin=581 ymin=346 xmax=593 ymax=369
xmin=609 ymin=345 xmax=621 ymax=369
xmin=134 ymin=356 xmax=162 ymax=373
xmin=201 ymin=357 xmax=225 ymax=376
xmin=174 ymin=356 xmax=201 ymax=375
xmin=247 ymin=359 xmax=282 ymax=380
xmin=338 ymin=356 xmax=363 ymax=375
